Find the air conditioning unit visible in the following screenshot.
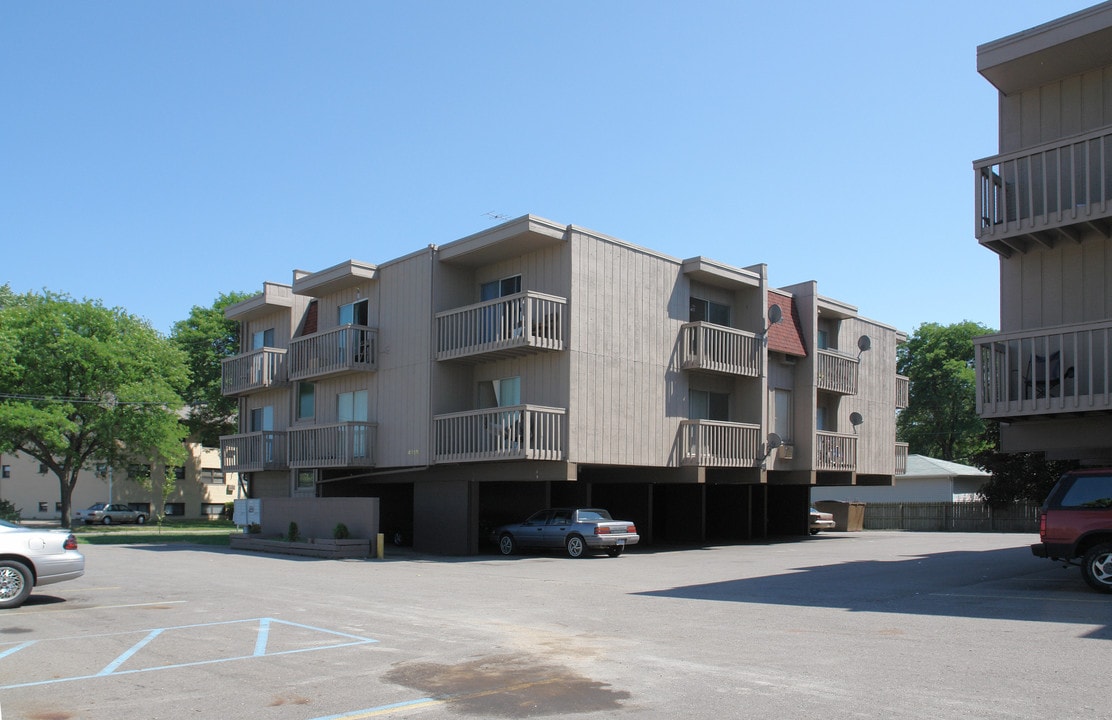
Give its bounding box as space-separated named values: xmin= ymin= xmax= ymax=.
xmin=780 ymin=444 xmax=795 ymax=460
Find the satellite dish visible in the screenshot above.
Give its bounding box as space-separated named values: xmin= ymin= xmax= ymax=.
xmin=850 ymin=412 xmax=864 ymax=427
xmin=768 ymin=305 xmax=783 ymax=326
xmin=766 ymin=432 xmax=783 ymax=449
xmin=857 ymin=335 xmax=872 ymax=353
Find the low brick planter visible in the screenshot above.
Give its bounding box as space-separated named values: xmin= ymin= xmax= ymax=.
xmin=229 ymin=535 xmax=371 ymax=559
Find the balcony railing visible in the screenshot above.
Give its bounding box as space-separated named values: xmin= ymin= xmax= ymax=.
xmin=816 ymin=431 xmax=856 ymax=472
xmin=975 ymin=320 xmax=1112 ymax=419
xmin=288 ymin=325 xmax=377 ymax=381
xmin=975 ymin=127 xmax=1112 ymax=255
xmin=817 ymin=349 xmax=859 ymax=395
xmin=896 ymin=375 xmax=909 ymax=409
xmin=679 ymin=323 xmax=761 ymax=377
xmin=436 ymin=291 xmax=566 ymax=362
xmin=221 ymin=348 xmax=288 ymax=396
xmin=678 ymin=420 xmax=761 ymax=467
xmin=220 ymin=431 xmax=288 ymax=473
xmin=433 ymin=405 xmax=565 ymax=463
xmin=895 ymin=442 xmax=909 ymax=475
xmin=288 ymin=422 xmax=377 ymax=469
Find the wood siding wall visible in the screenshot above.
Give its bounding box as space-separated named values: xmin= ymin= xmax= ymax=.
xmin=1000 ymin=63 xmax=1112 ymax=153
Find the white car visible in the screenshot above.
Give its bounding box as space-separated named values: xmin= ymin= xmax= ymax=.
xmin=809 ymin=507 xmax=836 ymax=535
xmin=0 ymin=520 xmax=86 ymax=609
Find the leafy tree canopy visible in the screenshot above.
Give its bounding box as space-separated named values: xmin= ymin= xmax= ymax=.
xmin=0 ymin=288 xmax=189 ymax=526
xmin=897 ymin=321 xmax=994 ymax=463
xmin=170 ymin=291 xmax=251 ymax=446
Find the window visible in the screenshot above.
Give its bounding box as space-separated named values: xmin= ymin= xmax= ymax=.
xmin=690 ymin=297 xmax=731 ymax=326
xmin=479 ymin=377 xmax=521 ymax=409
xmin=201 ymin=503 xmax=225 ymax=516
xmin=172 ymin=467 xmax=186 ymax=481
xmin=339 ymin=299 xmax=369 ymax=326
xmin=38 ymin=502 xmax=48 ymax=512
xmin=338 ymin=390 xmax=370 ymax=458
xmin=250 ymin=406 xmax=274 ymax=432
xmin=127 ymin=464 xmax=151 ymax=481
xmin=252 ymin=328 xmax=275 ymax=350
xmin=297 ymin=382 xmax=315 ymax=420
xmin=163 ymin=503 xmax=185 ymax=516
xmin=1 ymin=465 xmax=9 ymax=479
xmin=690 ymin=389 xmax=729 ymax=421
xmin=481 ymin=275 xmax=521 ymax=301
xmin=39 ymin=463 xmax=47 ymax=475
xmin=200 ymin=468 xmax=225 ymax=484
xmin=816 ymin=405 xmax=829 ymax=432
xmin=772 ymin=388 xmax=793 ymax=442
xmin=55 ymin=502 xmax=62 ymax=511
xmin=297 ymin=470 xmax=317 ymax=491
xmin=1060 ymin=476 xmax=1112 ymax=508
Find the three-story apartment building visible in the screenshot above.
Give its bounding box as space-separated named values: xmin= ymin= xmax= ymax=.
xmin=221 ymin=216 xmax=906 ymax=554
xmin=974 ymin=2 xmax=1112 ymax=463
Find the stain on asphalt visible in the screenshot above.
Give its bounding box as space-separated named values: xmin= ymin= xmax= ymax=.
xmin=0 ymin=626 xmax=33 ymax=634
xmin=384 ymin=653 xmax=630 ymax=717
xmin=268 ymin=693 xmax=311 ymax=707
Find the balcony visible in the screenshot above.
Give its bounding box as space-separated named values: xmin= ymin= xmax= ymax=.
xmin=895 ymin=442 xmax=909 ymax=475
xmin=896 ymin=375 xmax=909 ymax=409
xmin=288 ymin=325 xmax=377 ymax=381
xmin=975 ymin=127 xmax=1112 ymax=257
xmin=288 ymin=422 xmax=377 ymax=469
xmin=817 ymin=349 xmax=859 ymax=395
xmin=816 ymin=431 xmax=856 ymax=472
xmin=678 ymin=420 xmax=761 ymax=467
xmin=221 ymin=348 xmax=288 ymax=396
xmin=220 ymin=431 xmax=288 ymax=473
xmin=679 ymin=323 xmax=761 ymax=377
xmin=436 ymin=291 xmax=565 ymax=362
xmin=433 ymin=405 xmax=566 ymax=463
xmin=975 ymin=320 xmax=1112 ymax=419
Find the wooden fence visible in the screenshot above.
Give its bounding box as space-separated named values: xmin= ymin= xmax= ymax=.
xmin=862 ymin=502 xmax=1040 ymax=533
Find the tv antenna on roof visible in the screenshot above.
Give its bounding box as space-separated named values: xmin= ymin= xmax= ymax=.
xmin=483 ymin=211 xmax=509 ymax=222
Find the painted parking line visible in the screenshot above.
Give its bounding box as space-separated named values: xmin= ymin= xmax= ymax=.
xmin=0 ymin=618 xmax=377 ymax=690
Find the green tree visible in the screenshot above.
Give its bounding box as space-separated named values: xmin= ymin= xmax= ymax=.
xmin=897 ymin=321 xmax=994 ymax=463
xmin=170 ymin=292 xmax=251 ymax=447
xmin=0 ymin=290 xmax=189 ymax=527
xmin=972 ymin=421 xmax=1076 ymax=506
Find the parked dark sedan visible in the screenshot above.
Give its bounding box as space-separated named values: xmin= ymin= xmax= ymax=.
xmin=492 ymin=508 xmax=639 ymax=558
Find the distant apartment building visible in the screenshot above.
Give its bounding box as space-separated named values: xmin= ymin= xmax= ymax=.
xmin=974 ymin=2 xmax=1112 ymax=463
xmin=0 ymin=444 xmax=239 ymax=521
xmin=220 ymin=215 xmax=907 ymax=554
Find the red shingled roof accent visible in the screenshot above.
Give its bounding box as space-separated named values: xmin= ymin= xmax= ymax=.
xmin=767 ymin=293 xmax=806 ymax=357
xmin=300 ymin=300 xmax=318 ymax=337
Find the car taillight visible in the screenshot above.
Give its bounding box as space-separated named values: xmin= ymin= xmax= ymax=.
xmin=1039 ymin=512 xmax=1046 ymax=541
xmin=64 ymin=534 xmax=78 ymax=550
xmin=595 ymin=526 xmax=611 ymax=535
xmin=626 ymin=525 xmax=636 ymax=534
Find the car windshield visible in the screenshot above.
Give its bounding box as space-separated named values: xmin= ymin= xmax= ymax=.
xmin=576 ymin=509 xmax=613 ymax=521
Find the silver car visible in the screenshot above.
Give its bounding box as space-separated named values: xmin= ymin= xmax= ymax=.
xmin=493 ymin=508 xmax=640 ymax=558
xmin=74 ymin=502 xmax=147 ymax=525
xmin=0 ymin=520 xmax=86 ymax=609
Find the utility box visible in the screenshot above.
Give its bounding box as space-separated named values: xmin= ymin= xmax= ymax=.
xmin=233 ymin=498 xmax=261 ymax=528
xmin=815 ymin=501 xmax=865 ymax=532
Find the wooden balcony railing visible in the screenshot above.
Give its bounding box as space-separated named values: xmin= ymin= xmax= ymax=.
xmin=220 ymin=431 xmax=288 ymax=473
xmin=433 ymin=405 xmax=565 ymax=463
xmin=288 ymin=422 xmax=376 ymax=469
xmin=896 ymin=375 xmax=909 ymax=409
xmin=816 ymin=431 xmax=856 ymax=471
xmin=975 ymin=320 xmax=1112 ymax=419
xmin=975 ymin=127 xmax=1112 ymax=255
xmin=436 ymin=291 xmax=566 ymax=362
xmin=678 ymin=420 xmax=761 ymax=466
xmin=679 ymin=323 xmax=761 ymax=377
xmin=221 ymin=348 xmax=288 ymax=396
xmin=817 ymin=349 xmax=859 ymax=395
xmin=895 ymin=442 xmax=909 ymax=475
xmin=288 ymin=325 xmax=377 ymax=381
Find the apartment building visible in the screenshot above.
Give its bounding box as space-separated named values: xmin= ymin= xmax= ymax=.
xmin=974 ymin=2 xmax=1112 ymax=463
xmin=220 ymin=216 xmax=907 ymax=554
xmin=0 ymin=444 xmax=239 ymax=521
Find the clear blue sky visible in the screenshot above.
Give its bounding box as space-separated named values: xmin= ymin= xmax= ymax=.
xmin=1 ymin=1 xmax=1100 ymax=336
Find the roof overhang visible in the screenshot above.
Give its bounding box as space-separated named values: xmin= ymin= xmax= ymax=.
xmin=681 ymin=257 xmax=762 ymax=290
xmin=437 ymin=215 xmax=567 ymax=267
xmin=292 ymin=260 xmax=378 ymax=298
xmin=225 ymin=282 xmax=294 ymax=321
xmin=817 ymin=295 xmax=858 ymax=320
xmin=978 ymin=2 xmax=1112 ymax=94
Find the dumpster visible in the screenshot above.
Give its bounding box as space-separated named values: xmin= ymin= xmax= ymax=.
xmin=815 ymin=501 xmax=865 ymax=532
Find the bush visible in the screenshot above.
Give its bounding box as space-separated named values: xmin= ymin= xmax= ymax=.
xmin=0 ymin=499 xmax=20 ymax=522
xmin=333 ymin=522 xmax=350 ymax=539
xmin=287 ymin=521 xmax=301 ymax=543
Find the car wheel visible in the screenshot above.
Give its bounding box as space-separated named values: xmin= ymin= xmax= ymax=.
xmin=498 ymin=534 xmax=516 ymax=556
xmin=566 ymin=535 xmax=586 ymax=558
xmin=1081 ymin=542 xmax=1112 ymax=593
xmin=606 ymin=546 xmax=624 ymax=558
xmin=102 ymin=516 xmax=112 ymax=525
xmin=136 ymin=515 xmax=146 ymax=525
xmin=0 ymin=560 xmax=33 ymax=609
xmin=810 ymin=529 xmax=820 ymax=535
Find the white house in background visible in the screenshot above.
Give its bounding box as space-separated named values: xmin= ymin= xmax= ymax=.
xmin=810 ymin=455 xmax=991 ymax=503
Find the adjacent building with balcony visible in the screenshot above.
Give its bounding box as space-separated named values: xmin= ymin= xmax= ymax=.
xmin=220 ymin=215 xmax=906 ymax=554
xmin=974 ymin=2 xmax=1112 ymax=463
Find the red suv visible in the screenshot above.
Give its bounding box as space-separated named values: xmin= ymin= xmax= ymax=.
xmin=1032 ymin=468 xmax=1112 ymax=593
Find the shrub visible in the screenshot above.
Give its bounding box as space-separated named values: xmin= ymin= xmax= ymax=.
xmin=333 ymin=522 xmax=350 ymax=539
xmin=0 ymin=499 xmax=20 ymax=522
xmin=287 ymin=521 xmax=301 ymax=543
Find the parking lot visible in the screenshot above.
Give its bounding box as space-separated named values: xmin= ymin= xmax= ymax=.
xmin=0 ymin=531 xmax=1107 ymax=719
